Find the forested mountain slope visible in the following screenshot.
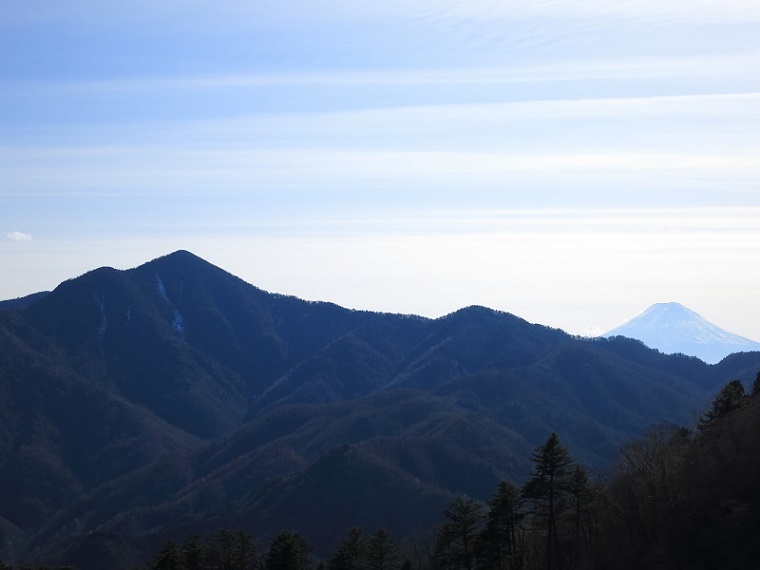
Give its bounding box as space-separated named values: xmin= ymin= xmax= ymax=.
xmin=1 ymin=251 xmax=758 ymax=567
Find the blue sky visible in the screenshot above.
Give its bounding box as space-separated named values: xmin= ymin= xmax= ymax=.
xmin=2 ymin=0 xmax=760 ymax=339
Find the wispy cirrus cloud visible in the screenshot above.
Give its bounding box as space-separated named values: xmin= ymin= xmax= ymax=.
xmin=4 ymin=54 xmax=759 ymax=96
xmin=8 ymin=0 xmax=760 ymax=25
xmin=3 ymin=91 xmax=758 ymax=197
xmin=424 ymin=0 xmax=760 ymax=22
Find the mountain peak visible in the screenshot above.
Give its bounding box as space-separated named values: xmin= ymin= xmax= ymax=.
xmin=143 ymin=249 xmax=209 ymax=269
xmin=135 ymin=250 xmax=238 ymax=284
xmin=649 ymin=301 xmax=687 ymax=310
xmin=603 ymin=303 xmax=760 ymax=364
xmin=642 ymin=301 xmax=695 ymax=315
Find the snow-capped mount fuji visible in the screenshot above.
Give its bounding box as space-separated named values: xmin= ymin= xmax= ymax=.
xmin=603 ymin=302 xmax=760 ymax=364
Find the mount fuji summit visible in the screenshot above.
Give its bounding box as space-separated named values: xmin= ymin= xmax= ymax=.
xmin=603 ymin=302 xmax=760 ymax=364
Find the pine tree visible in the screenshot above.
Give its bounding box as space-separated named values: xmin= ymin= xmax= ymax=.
xmin=209 ymin=528 xmax=236 ymax=570
xmin=151 ymin=540 xmax=184 ymax=570
xmin=479 ymin=480 xmax=525 ymax=570
xmin=699 ymin=379 xmax=747 ymax=430
xmin=328 ymin=528 xmax=367 ymax=570
xmin=266 ymin=531 xmax=313 ymax=570
xmin=183 ymin=535 xmax=205 ymax=570
xmin=522 ymin=433 xmax=574 ymax=570
xmin=233 ymin=530 xmax=258 ymax=570
xmin=366 ymin=529 xmax=400 ymax=570
xmin=438 ymin=496 xmax=484 ymax=570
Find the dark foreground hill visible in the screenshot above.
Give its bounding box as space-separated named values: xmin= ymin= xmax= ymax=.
xmin=1 ymin=250 xmax=758 ymax=567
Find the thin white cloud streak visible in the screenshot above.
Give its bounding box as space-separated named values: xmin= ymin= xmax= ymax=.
xmin=8 ymin=0 xmax=759 ymax=26
xmin=207 ymin=92 xmax=760 ymax=152
xmin=159 ymin=207 xmax=760 ymax=244
xmin=11 ymin=0 xmax=760 ymax=28
xmin=2 ymin=148 xmax=759 ymax=199
xmin=6 ymin=91 xmax=755 ymax=153
xmin=4 ymin=54 xmax=759 ymax=96
xmin=3 ymin=88 xmax=757 ymax=156
xmin=281 ymin=207 xmax=760 ymax=236
xmin=404 ymin=0 xmax=760 ymax=22
xmin=392 ymin=92 xmax=760 ymax=122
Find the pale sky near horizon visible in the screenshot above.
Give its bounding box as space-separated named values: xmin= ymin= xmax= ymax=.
xmin=2 ymin=1 xmax=760 ymax=339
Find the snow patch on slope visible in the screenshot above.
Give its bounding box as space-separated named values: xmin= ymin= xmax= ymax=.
xmin=156 ymin=274 xmax=169 ymax=303
xmin=172 ymin=310 xmax=186 ymax=335
xmin=156 ymin=273 xmax=187 ymax=337
xmin=94 ymin=293 xmax=107 ymax=335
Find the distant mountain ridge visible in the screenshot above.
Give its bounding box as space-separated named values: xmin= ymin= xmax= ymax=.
xmin=0 ymin=291 xmax=49 ymax=311
xmin=603 ymin=302 xmax=760 ymax=364
xmin=1 ymin=251 xmax=759 ymax=568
